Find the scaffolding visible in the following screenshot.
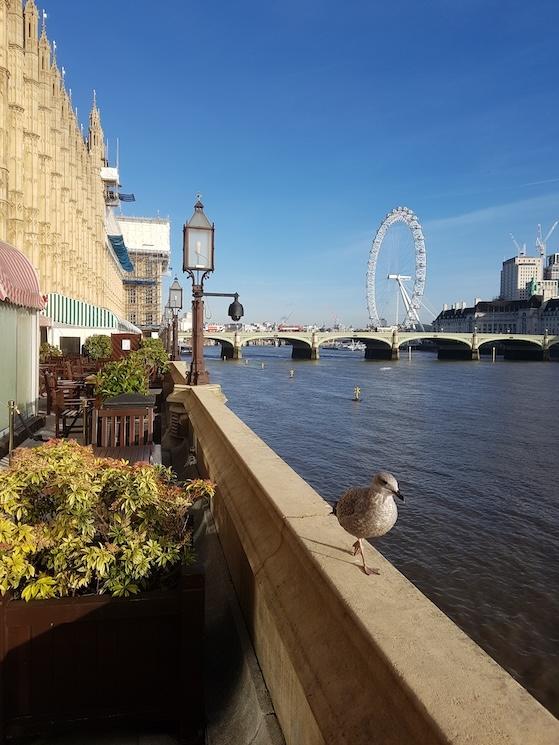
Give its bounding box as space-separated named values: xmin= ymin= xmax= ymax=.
xmin=117 ymin=216 xmax=171 ymax=332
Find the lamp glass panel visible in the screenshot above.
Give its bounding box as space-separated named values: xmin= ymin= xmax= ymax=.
xmin=187 ymin=228 xmax=213 ymax=270
xmin=169 ymin=288 xmax=182 ymax=310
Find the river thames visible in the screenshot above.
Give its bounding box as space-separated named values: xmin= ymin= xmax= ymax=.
xmin=192 ymin=344 xmax=559 ymax=717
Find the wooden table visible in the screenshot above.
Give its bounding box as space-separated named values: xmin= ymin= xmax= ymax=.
xmin=93 ymin=445 xmax=154 ymax=464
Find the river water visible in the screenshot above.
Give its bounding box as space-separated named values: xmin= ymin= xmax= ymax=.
xmin=193 ymin=345 xmax=559 ymax=717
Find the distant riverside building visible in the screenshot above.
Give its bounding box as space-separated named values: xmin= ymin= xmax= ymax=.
xmin=436 ymin=248 xmax=559 ymax=336
xmin=117 ymin=216 xmax=170 ymax=334
xmin=544 ymin=253 xmax=559 ymax=281
xmin=0 ymin=0 xmax=138 ymax=353
xmin=500 ymin=256 xmax=543 ymax=301
xmin=433 ymin=297 xmax=556 ymax=335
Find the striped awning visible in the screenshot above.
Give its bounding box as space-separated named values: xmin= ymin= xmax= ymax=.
xmin=0 ymin=240 xmax=45 ymax=310
xmin=44 ymin=293 xmax=118 ymax=329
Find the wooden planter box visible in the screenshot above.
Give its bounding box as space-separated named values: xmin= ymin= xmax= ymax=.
xmin=0 ymin=570 xmax=204 ymax=744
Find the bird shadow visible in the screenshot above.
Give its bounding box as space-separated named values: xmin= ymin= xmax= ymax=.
xmin=301 ymin=536 xmax=356 ymax=560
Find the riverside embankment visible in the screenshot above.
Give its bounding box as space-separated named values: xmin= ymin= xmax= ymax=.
xmin=194 ymin=346 xmax=559 ymax=719
xmin=167 ymin=360 xmax=559 ymax=744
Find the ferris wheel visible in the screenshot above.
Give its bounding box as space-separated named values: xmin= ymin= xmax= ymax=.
xmin=366 ymin=206 xmax=427 ymax=329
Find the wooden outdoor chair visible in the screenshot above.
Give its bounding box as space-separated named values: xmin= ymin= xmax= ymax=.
xmin=54 ymin=390 xmax=90 ymax=439
xmin=92 ymin=407 xmax=154 ymax=448
xmin=43 ymin=370 xmax=56 ymax=415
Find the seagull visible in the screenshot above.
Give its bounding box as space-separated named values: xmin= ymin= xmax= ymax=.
xmin=334 ymin=471 xmax=404 ymax=575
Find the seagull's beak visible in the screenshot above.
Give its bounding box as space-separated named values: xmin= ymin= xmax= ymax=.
xmin=394 ymin=490 xmax=405 ymax=502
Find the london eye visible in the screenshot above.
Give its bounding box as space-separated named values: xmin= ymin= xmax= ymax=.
xmin=366 ymin=206 xmax=427 ymax=329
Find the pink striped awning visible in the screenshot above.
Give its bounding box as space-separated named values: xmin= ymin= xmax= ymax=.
xmin=0 ymin=240 xmax=45 ymax=310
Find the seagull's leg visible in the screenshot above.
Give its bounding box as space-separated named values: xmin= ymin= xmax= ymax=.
xmin=359 ymin=539 xmax=380 ymax=576
xmin=351 ymin=540 xmax=360 ymax=556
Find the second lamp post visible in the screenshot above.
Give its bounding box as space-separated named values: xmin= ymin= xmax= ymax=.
xmin=168 ymin=277 xmax=183 ymax=362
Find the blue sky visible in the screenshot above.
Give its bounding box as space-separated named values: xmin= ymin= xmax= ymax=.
xmin=48 ymin=0 xmax=559 ymax=326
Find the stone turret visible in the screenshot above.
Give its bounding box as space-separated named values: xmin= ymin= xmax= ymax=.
xmin=38 ymin=12 xmax=50 ymax=72
xmin=88 ymin=91 xmax=105 ymax=165
xmin=23 ymin=0 xmax=38 ymax=53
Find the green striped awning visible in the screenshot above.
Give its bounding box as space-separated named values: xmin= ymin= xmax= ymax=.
xmin=42 ymin=293 xmax=119 ymax=329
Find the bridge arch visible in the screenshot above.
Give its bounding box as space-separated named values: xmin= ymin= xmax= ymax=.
xmin=397 ymin=334 xmax=472 ymax=349
xmin=203 ymin=333 xmax=235 ymax=347
xmin=318 ymin=332 xmax=392 ymax=349
xmin=242 ymin=333 xmax=312 ymax=348
xmin=477 ymin=336 xmax=543 ymax=350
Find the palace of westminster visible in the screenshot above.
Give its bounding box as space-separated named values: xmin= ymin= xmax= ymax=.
xmin=0 ymin=0 xmax=169 ymax=353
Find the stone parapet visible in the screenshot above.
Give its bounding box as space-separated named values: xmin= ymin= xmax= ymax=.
xmin=167 ymin=372 xmax=559 ymax=745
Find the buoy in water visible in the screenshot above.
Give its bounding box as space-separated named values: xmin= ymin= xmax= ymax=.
xmin=289 ymin=369 xmax=294 ymax=378
xmin=352 ymin=386 xmax=361 ymax=401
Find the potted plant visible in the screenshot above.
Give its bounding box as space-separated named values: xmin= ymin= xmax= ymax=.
xmin=134 ymin=338 xmax=170 ymax=386
xmin=93 ymin=353 xmax=150 ymax=403
xmin=83 ymin=334 xmax=112 ymax=362
xmin=0 ymin=439 xmax=213 ymax=742
xmin=39 ymin=342 xmax=62 ymax=364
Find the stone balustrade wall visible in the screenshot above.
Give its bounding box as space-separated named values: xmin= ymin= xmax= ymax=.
xmin=167 ymin=369 xmax=559 ymax=745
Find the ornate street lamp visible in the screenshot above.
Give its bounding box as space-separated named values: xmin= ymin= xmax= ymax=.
xmin=163 ymin=303 xmax=173 ymax=355
xmin=168 ymin=277 xmax=183 ymax=361
xmin=182 ymin=195 xmax=243 ymax=385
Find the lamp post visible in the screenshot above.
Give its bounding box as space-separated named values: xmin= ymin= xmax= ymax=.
xmin=183 ymin=196 xmax=244 ymax=385
xmin=163 ymin=303 xmax=172 ymax=355
xmin=168 ymin=277 xmax=183 ymax=361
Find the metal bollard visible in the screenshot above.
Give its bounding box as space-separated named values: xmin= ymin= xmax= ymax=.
xmin=8 ymin=400 xmax=16 ymax=464
xmin=81 ymin=397 xmax=88 ymax=444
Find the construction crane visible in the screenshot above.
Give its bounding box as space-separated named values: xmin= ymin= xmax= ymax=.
xmin=536 ymin=220 xmax=558 ymax=261
xmin=510 ymin=233 xmax=526 ymax=256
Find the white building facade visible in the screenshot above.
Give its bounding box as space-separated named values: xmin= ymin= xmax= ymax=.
xmin=500 ymin=256 xmax=543 ymax=301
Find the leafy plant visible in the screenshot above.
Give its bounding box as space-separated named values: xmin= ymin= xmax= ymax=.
xmin=94 ymin=355 xmax=149 ymax=399
xmin=84 ymin=334 xmax=112 ymax=361
xmin=132 ymin=337 xmax=170 ymax=376
xmin=39 ymin=342 xmax=62 ymax=363
xmin=0 ymin=440 xmax=214 ymax=600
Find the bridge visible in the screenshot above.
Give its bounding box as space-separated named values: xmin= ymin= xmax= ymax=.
xmin=178 ymin=329 xmax=559 ymax=361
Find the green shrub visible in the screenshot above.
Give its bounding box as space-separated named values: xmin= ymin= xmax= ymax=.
xmin=0 ymin=440 xmax=214 ymax=600
xmin=94 ymin=355 xmax=149 ymax=399
xmin=133 ymin=338 xmax=170 ymax=376
xmin=84 ymin=334 xmax=112 ymax=361
xmin=39 ymin=342 xmax=62 ymax=363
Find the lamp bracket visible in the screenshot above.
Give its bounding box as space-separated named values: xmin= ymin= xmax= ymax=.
xmin=202 ymin=291 xmax=239 ymax=299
